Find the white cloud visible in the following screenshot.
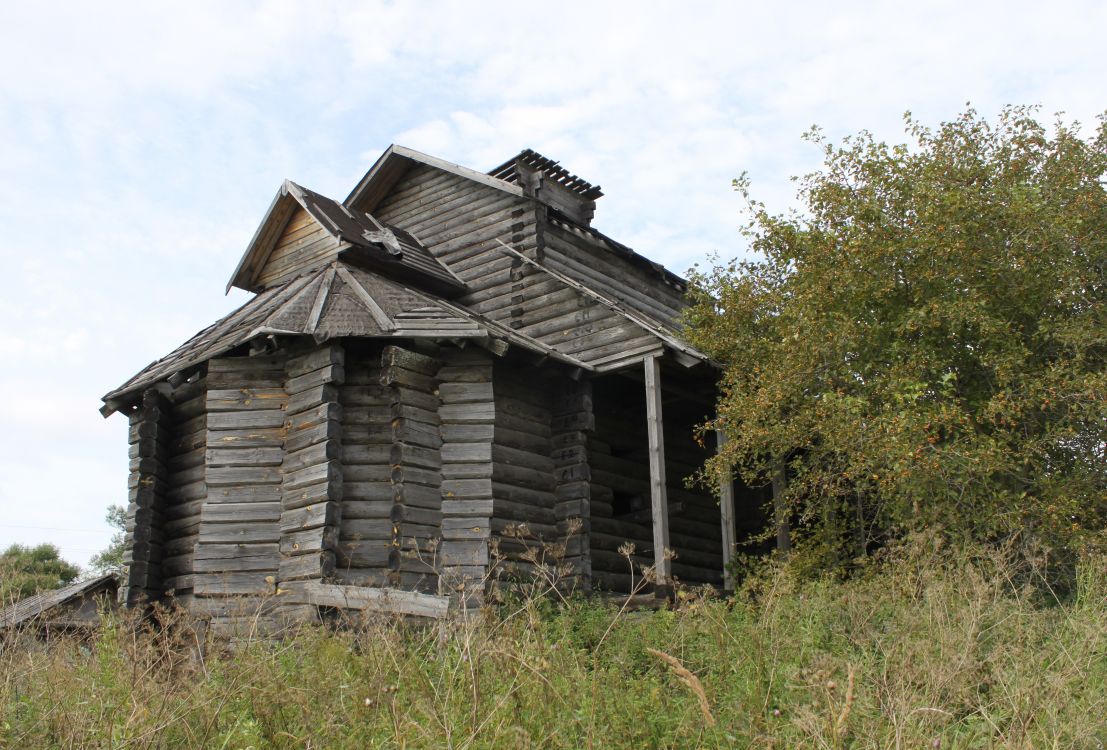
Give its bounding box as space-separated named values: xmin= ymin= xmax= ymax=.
xmin=1 ymin=0 xmax=1104 ymax=566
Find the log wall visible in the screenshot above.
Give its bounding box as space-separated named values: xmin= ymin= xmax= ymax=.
xmin=437 ymin=347 xmax=495 ymax=604
xmin=336 ymin=342 xmax=393 ymax=586
xmin=489 ymin=365 xmax=559 ymax=587
xmin=160 ymin=378 xmax=208 ymax=604
xmin=588 ymin=378 xmax=723 ymax=591
xmin=277 ymin=344 xmax=345 ymax=609
xmin=122 ymin=389 xmax=170 ymax=607
xmin=193 ymin=355 xmax=287 ymax=623
xmin=381 ymin=345 xmax=442 ymax=591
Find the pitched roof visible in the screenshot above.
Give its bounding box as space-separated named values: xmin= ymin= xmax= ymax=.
xmin=227 ymin=180 xmax=466 ymax=296
xmin=102 ymin=261 xmax=594 ymax=414
xmin=345 ymin=145 xmax=526 ymax=213
xmin=0 ymin=574 xmax=118 ymax=630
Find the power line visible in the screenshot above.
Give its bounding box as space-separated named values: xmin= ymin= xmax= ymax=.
xmin=0 ymin=524 xmax=112 ymax=533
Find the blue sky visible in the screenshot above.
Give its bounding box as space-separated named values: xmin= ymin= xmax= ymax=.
xmin=1 ymin=0 xmax=1104 ymax=568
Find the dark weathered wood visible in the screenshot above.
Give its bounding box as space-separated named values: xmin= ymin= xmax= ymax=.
xmin=716 ymin=429 xmax=736 ymax=591
xmin=644 ymin=355 xmax=671 ymax=585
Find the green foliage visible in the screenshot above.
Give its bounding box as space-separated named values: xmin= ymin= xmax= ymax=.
xmin=686 ymin=106 xmax=1107 ymax=562
xmin=0 ymin=543 xmax=80 ymax=604
xmin=0 ymin=541 xmax=1103 ymax=748
xmin=88 ymin=504 xmax=127 ymax=574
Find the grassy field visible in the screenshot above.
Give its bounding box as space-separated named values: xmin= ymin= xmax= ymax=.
xmin=1 ymin=538 xmax=1104 ymax=749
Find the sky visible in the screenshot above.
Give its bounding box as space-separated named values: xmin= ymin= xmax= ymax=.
xmin=1 ymin=0 xmax=1104 ymax=569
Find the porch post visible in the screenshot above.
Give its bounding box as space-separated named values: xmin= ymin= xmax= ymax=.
xmin=716 ymin=429 xmax=736 ymax=592
xmin=643 ymin=354 xmax=671 ymax=586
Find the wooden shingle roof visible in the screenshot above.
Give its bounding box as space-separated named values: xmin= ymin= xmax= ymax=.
xmin=102 ymin=261 xmax=594 ymax=414
xmin=0 ymin=574 xmax=118 ymax=631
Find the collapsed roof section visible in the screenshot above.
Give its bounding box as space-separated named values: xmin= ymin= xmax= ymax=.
xmin=227 ymin=180 xmax=466 ymax=297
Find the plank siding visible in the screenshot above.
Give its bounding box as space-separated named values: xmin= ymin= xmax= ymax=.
xmin=256 ymin=208 xmax=336 ymax=289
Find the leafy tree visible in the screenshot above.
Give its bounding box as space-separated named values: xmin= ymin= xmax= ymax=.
xmin=687 ymin=106 xmax=1106 ymax=565
xmin=0 ymin=543 xmax=81 ymax=604
xmin=88 ymin=504 xmax=126 ymax=574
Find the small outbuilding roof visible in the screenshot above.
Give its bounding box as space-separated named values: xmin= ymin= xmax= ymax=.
xmin=0 ymin=573 xmax=118 ymax=631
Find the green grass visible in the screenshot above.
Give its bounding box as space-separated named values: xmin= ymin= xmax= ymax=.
xmin=2 ymin=539 xmax=1104 ymax=749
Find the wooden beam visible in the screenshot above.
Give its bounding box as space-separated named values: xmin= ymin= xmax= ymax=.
xmin=643 ymin=354 xmax=671 ymax=585
xmin=716 ymin=429 xmax=736 ymax=592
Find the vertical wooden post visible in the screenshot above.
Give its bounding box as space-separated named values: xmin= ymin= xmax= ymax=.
xmin=716 ymin=429 xmax=736 ymax=592
xmin=643 ymin=354 xmax=671 ymax=586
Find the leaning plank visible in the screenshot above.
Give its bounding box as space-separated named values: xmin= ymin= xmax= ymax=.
xmin=282 ymin=581 xmax=450 ymax=619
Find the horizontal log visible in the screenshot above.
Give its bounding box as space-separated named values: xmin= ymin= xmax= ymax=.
xmin=442 ymin=517 xmax=491 ymax=540
xmin=278 ymin=551 xmax=335 ymax=582
xmin=341 ymin=499 xmax=393 ymax=519
xmin=280 ymin=525 xmax=338 ymax=555
xmin=286 ymin=364 xmax=344 ymax=395
xmin=442 ymin=478 xmax=493 ymax=499
xmin=335 ymin=542 xmax=393 ymax=568
xmin=393 ymin=505 xmax=441 ymax=527
xmin=283 ymin=460 xmax=341 ymax=493
xmin=206 ymin=446 xmax=283 ymax=468
xmin=193 ymin=552 xmax=279 ymax=573
xmin=198 ymin=523 xmax=279 ymax=545
xmin=284 ymin=441 xmax=341 ymax=474
xmin=285 ymin=417 xmax=340 ymax=453
xmin=206 ymin=485 xmax=282 ymax=503
xmin=194 ymin=572 xmax=276 ymax=596
xmin=287 ymin=345 xmax=345 ymax=378
xmin=390 ymin=442 xmax=442 ymax=470
xmin=286 ymin=383 xmax=339 ymax=416
xmin=280 ymin=502 xmax=340 ymax=533
xmin=206 ymin=427 xmax=285 ymax=449
xmin=441 ymin=498 xmax=494 ymax=516
xmin=439 ymin=540 xmax=488 ymax=567
xmin=207 ymin=466 xmax=282 ymax=487
xmin=206 ymin=388 xmax=287 ymax=412
xmin=437 ymin=382 xmax=493 ymax=403
xmin=342 ymin=483 xmax=392 ymax=503
xmin=280 ymin=581 xmax=449 ymax=618
xmin=380 ymin=366 xmax=436 ymax=392
xmin=439 ymin=402 xmax=496 ymax=424
xmin=381 ymin=346 xmax=440 ymax=376
xmin=207 ymin=410 xmax=286 ymax=430
xmin=440 ymin=423 xmax=494 ymax=443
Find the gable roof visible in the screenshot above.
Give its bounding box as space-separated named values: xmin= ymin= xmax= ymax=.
xmin=0 ymin=573 xmax=118 ymax=631
xmin=345 ymin=144 xmax=526 ymax=213
xmin=227 ymin=179 xmax=466 ymax=296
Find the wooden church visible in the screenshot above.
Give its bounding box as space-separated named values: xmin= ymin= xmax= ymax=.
xmin=102 ymin=146 xmax=754 ymax=627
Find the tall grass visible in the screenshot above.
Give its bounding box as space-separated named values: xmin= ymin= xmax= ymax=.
xmin=1 ymin=537 xmax=1103 ymax=749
